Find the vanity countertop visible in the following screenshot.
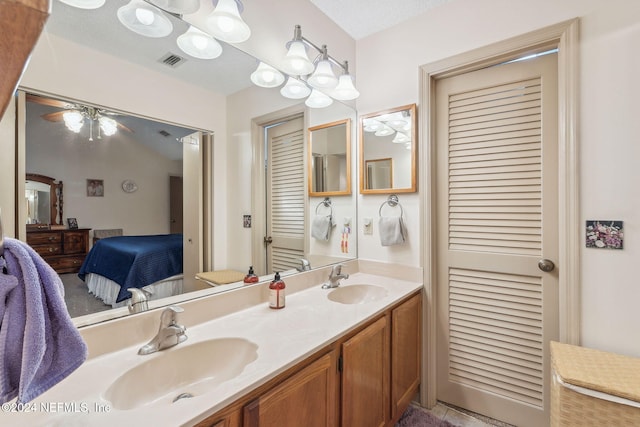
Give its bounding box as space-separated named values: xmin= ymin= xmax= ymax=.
xmin=1 ymin=262 xmax=422 ymax=426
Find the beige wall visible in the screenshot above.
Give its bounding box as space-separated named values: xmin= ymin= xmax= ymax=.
xmin=354 ymin=0 xmax=640 ymax=356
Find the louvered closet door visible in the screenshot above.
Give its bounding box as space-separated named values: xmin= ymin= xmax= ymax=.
xmin=266 ymin=116 xmax=306 ymax=273
xmin=435 ymin=53 xmax=558 ymax=427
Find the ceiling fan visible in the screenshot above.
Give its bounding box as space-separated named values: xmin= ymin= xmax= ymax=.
xmin=27 ymin=93 xmax=134 ymax=141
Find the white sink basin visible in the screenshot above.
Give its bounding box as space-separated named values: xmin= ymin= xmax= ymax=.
xmin=104 ymin=337 xmax=258 ymax=410
xmin=327 ymin=284 xmax=388 ymax=304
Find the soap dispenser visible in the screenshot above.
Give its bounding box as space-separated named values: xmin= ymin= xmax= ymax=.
xmin=269 ymin=272 xmax=286 ymax=309
xmin=244 ymin=266 xmax=259 ymax=284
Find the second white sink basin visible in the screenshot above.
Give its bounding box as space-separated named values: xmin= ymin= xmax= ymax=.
xmin=104 ymin=337 xmax=258 ymax=410
xmin=327 ymin=284 xmax=388 ymax=304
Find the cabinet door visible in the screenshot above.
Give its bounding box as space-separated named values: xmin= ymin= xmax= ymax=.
xmin=193 ymin=407 xmax=241 ymax=427
xmin=391 ymin=293 xmax=422 ymax=419
xmin=244 ymin=350 xmax=338 ymax=427
xmin=342 ymin=315 xmax=390 ymax=427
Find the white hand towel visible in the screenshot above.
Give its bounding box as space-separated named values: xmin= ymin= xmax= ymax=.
xmin=311 ymin=215 xmax=334 ymax=241
xmin=378 ymin=217 xmax=406 ymax=246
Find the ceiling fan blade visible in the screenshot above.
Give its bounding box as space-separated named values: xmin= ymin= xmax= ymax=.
xmin=41 ymin=111 xmax=66 ymax=122
xmin=27 ymin=94 xmax=72 ymax=109
xmin=117 ymin=122 xmax=134 ymax=133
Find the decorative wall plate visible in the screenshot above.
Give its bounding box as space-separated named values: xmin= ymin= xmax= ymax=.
xmin=122 ymin=179 xmax=138 ymax=193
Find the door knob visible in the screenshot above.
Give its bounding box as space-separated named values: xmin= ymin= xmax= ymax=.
xmin=538 ymin=259 xmax=555 ymax=272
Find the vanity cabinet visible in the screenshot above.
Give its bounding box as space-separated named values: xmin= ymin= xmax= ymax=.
xmin=244 ymin=350 xmax=339 ymax=427
xmin=342 ymin=315 xmax=390 ymax=426
xmin=26 ymin=228 xmax=91 ymax=273
xmin=194 ymin=291 xmax=421 ymax=427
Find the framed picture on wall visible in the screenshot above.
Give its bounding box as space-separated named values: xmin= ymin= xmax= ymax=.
xmin=67 ymin=217 xmax=78 ymax=229
xmin=87 ymin=179 xmax=104 ymax=197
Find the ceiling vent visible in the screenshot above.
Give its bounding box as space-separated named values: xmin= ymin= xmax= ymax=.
xmin=159 ymin=53 xmax=186 ymax=68
xmin=158 ymin=130 xmax=171 ymax=137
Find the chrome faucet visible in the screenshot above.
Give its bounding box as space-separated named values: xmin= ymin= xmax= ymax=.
xmin=297 ymin=258 xmax=312 ymax=272
xmin=127 ymin=288 xmax=152 ymax=314
xmin=322 ymin=264 xmax=349 ymax=289
xmin=138 ymin=306 xmax=187 ymax=355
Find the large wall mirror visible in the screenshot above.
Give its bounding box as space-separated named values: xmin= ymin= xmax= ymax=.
xmin=9 ymin=1 xmax=358 ymax=327
xmin=308 ymin=118 xmax=351 ymax=196
xmin=359 ymin=104 xmax=417 ymax=194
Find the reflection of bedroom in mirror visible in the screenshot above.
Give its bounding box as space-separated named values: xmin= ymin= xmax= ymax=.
xmin=359 ymin=104 xmax=417 ymax=194
xmin=23 ymin=91 xmax=206 ymax=319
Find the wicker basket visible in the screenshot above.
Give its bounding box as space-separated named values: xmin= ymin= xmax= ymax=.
xmin=551 ymin=341 xmax=640 ymax=426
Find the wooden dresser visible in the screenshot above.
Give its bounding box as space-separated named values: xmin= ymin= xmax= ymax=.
xmin=26 ymin=228 xmax=91 ymax=274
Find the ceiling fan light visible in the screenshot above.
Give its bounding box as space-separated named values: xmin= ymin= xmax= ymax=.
xmin=281 ymin=41 xmax=314 ymax=76
xmin=117 ymin=0 xmax=173 ymax=38
xmin=308 ymin=60 xmax=338 ymax=89
xmin=305 ymin=89 xmax=333 ymax=109
xmin=177 ymin=26 xmax=223 ymax=59
xmin=63 ymin=110 xmax=84 ymax=132
xmin=58 ymin=0 xmax=106 ymax=9
xmin=332 ymin=74 xmax=360 ymax=101
xmin=147 ymin=0 xmax=199 ymax=15
xmin=99 ymin=117 xmax=118 ymax=136
xmin=280 ymin=77 xmax=311 ymax=99
xmin=206 ymin=0 xmax=251 ymax=43
xmin=251 ymin=62 xmax=285 ymax=88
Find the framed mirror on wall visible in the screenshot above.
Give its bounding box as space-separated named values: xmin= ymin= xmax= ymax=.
xmin=308 ymin=118 xmax=351 ymax=197
xmin=359 ymin=104 xmax=417 ymax=194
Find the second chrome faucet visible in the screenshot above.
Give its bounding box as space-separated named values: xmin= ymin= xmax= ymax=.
xmin=322 ymin=264 xmax=349 ymax=289
xmin=138 ymin=305 xmax=187 ymax=355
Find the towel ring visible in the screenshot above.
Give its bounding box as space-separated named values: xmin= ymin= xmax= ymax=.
xmin=315 ymin=197 xmax=333 ymax=216
xmin=379 ymin=195 xmax=404 ymax=218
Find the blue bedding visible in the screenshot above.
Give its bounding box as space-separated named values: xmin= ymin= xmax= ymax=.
xmin=78 ymin=234 xmax=183 ymax=303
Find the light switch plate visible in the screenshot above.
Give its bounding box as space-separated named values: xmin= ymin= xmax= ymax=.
xmin=363 ymin=217 xmax=373 ymax=235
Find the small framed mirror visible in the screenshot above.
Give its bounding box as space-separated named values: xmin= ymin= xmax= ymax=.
xmin=359 ymin=104 xmax=417 ymax=194
xmin=308 ymin=118 xmax=351 ymax=196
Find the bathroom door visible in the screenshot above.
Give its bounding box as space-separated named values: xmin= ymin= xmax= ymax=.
xmin=265 ymin=116 xmax=306 ymax=273
xmin=435 ymin=53 xmax=559 ymax=427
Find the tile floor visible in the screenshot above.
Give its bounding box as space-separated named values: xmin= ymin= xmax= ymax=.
xmin=425 ymin=402 xmax=515 ymax=427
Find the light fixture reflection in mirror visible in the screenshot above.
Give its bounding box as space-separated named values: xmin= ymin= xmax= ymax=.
xmin=308 ymin=119 xmax=351 ymax=197
xmin=359 ymin=104 xmax=417 ymax=194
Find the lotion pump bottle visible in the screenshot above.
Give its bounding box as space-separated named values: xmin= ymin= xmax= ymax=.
xmin=244 ymin=266 xmax=259 ymax=284
xmin=269 ymin=272 xmax=286 ymax=309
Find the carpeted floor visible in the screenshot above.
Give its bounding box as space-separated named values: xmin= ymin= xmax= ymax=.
xmin=396 ymin=404 xmax=455 ymax=427
xmin=60 ymin=273 xmax=112 ymax=318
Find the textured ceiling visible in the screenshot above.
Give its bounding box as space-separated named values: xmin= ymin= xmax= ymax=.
xmin=310 ymin=0 xmax=452 ymax=39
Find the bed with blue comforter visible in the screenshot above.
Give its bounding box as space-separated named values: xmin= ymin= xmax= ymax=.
xmin=78 ymin=234 xmax=183 ymax=303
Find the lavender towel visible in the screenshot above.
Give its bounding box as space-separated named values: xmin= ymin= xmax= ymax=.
xmin=0 ymin=238 xmax=87 ymax=404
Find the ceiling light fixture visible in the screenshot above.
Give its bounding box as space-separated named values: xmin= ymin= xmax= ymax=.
xmin=206 ymin=0 xmax=251 ymax=43
xmin=147 ymin=0 xmax=200 ymax=15
xmin=177 ymin=25 xmax=223 ymax=59
xmin=251 ymin=25 xmax=359 ymax=108
xmin=280 ymin=77 xmax=311 ymax=99
xmin=58 ymin=0 xmax=106 ymax=9
xmin=62 ymin=107 xmax=121 ymax=141
xmin=117 ymin=0 xmax=173 ymax=38
xmin=250 ymin=62 xmax=285 ymax=88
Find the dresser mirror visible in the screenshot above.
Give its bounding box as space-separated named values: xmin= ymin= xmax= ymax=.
xmin=25 ymin=173 xmax=63 ymax=227
xmin=359 ymin=104 xmax=417 ymax=194
xmin=308 ymin=119 xmax=351 ymax=196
